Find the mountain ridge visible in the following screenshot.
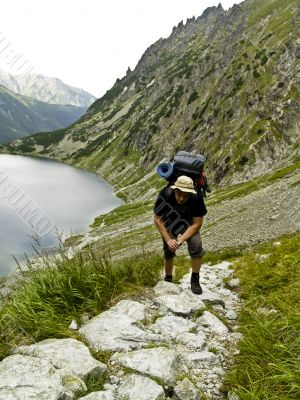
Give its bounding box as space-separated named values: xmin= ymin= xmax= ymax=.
xmin=1 ymin=0 xmax=299 ymax=200
xmin=0 ymin=84 xmax=87 ymax=144
xmin=0 ymin=69 xmax=96 ymax=107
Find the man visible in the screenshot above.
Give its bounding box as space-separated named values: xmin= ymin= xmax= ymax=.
xmin=153 ymin=175 xmax=207 ymax=294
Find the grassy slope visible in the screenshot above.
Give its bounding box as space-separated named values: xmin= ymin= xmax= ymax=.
xmin=224 ymin=234 xmax=300 ymax=399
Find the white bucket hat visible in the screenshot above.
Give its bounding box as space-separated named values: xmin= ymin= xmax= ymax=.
xmin=170 ymin=176 xmax=196 ymax=194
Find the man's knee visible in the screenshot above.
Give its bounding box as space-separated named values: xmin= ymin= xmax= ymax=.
xmin=187 ymin=233 xmax=205 ymax=258
xmin=163 ymin=240 xmax=176 ymax=260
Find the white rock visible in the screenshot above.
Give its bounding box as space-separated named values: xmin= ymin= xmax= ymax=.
xmin=117 ymin=374 xmax=165 ymax=400
xmin=79 ymin=391 xmax=115 ymax=400
xmin=81 ymin=313 xmax=92 ymax=325
xmin=15 ymin=338 xmax=106 ymax=379
xmin=110 ymin=347 xmax=182 ymax=385
xmin=197 ymin=311 xmax=229 ymax=335
xmin=178 ymin=277 xmax=225 ymax=307
xmin=231 ymin=332 xmax=243 ymax=341
xmin=178 ymin=290 xmax=206 ymax=309
xmin=257 ymin=307 xmax=278 ymax=315
xmin=176 ymin=332 xmax=206 ymax=350
xmin=156 ymin=294 xmax=204 ymax=316
xmin=225 ymin=310 xmax=237 ymax=320
xmin=174 ymin=377 xmax=200 ymax=400
xmin=212 ymin=367 xmax=224 ymax=376
xmin=153 ymin=281 xmax=182 ymax=296
xmin=212 ymin=304 xmax=225 ymax=313
xmin=272 ymin=241 xmax=281 ymax=247
xmin=79 ymin=310 xmax=162 ymax=352
xmin=255 ymin=254 xmax=271 ymax=263
xmin=212 ymin=261 xmax=232 ymax=269
xmin=226 ymin=278 xmax=240 ymax=289
xmin=0 ymin=354 xmax=86 ymax=400
xmin=69 ymin=319 xmax=78 ymax=330
xmin=185 ymin=351 xmax=219 ymax=366
xmin=150 ymin=315 xmax=197 ymax=338
xmin=228 ymin=389 xmax=241 ymax=400
xmin=103 ymin=384 xmax=116 ymax=391
xmin=109 ymin=300 xmax=146 ymax=322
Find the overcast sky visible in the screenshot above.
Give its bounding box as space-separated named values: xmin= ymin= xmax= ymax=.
xmin=0 ymin=0 xmax=244 ymax=98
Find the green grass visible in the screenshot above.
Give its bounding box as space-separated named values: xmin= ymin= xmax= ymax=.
xmin=90 ymin=200 xmax=153 ymax=228
xmin=0 ymin=244 xmax=162 ymax=361
xmin=224 ymin=234 xmax=300 ymax=399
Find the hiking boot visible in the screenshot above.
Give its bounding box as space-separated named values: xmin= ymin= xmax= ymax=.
xmin=164 ymin=275 xmax=173 ymax=283
xmin=191 ymin=281 xmax=202 ymax=294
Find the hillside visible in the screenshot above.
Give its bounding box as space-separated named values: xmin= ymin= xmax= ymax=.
xmin=0 ymin=69 xmax=96 ymax=107
xmin=0 ymin=85 xmax=87 ymax=144
xmin=1 ymin=0 xmax=299 ymax=199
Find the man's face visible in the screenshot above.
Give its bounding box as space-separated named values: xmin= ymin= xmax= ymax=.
xmin=174 ymin=188 xmax=191 ymax=204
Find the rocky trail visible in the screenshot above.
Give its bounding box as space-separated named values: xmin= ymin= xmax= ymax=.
xmin=0 ymin=261 xmax=242 ymax=400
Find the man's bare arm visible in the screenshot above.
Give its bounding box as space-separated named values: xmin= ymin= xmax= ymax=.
xmin=154 ymin=214 xmax=179 ymax=251
xmin=177 ymin=216 xmax=203 ymax=245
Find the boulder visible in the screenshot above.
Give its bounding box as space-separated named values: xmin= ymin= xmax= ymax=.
xmin=109 ymin=300 xmax=147 ymax=322
xmin=176 ymin=332 xmax=206 ymax=350
xmin=174 ymin=377 xmax=200 ymax=400
xmin=155 ymin=294 xmax=204 ymax=316
xmin=185 ymin=351 xmax=219 ymax=367
xmin=15 ymin=338 xmax=106 ymax=379
xmin=150 ymin=315 xmax=197 ymax=338
xmin=79 ymin=310 xmax=162 ymax=352
xmin=153 ymin=281 xmax=182 ymax=296
xmin=110 ymin=347 xmax=182 ymax=385
xmin=178 ymin=277 xmax=225 ymax=307
xmin=79 ymin=390 xmax=115 ymax=399
xmin=197 ymin=311 xmax=229 ymax=336
xmin=0 ymin=354 xmax=86 ymax=400
xmin=226 ymin=278 xmax=240 ymax=289
xmin=117 ymin=374 xmax=165 ymax=400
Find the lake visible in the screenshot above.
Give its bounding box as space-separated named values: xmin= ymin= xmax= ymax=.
xmin=0 ymin=154 xmax=122 ymax=276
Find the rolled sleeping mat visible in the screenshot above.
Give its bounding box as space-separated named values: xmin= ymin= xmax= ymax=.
xmin=156 ymin=161 xmax=174 ymax=179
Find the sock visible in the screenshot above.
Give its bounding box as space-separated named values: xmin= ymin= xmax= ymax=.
xmin=191 ymin=272 xmax=200 ymax=283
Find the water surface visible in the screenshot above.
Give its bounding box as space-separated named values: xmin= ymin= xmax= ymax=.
xmin=0 ymin=154 xmax=122 ymax=275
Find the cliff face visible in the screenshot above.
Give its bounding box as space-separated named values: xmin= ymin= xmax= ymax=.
xmin=2 ymin=0 xmax=300 ymax=197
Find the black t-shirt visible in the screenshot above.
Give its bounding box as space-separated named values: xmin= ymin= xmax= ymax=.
xmin=154 ymin=185 xmax=207 ymax=235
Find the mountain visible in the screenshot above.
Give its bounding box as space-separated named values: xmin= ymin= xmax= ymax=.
xmin=0 ymin=70 xmax=96 ymax=107
xmin=0 ymin=85 xmax=87 ymax=144
xmin=1 ymin=0 xmax=299 ymax=198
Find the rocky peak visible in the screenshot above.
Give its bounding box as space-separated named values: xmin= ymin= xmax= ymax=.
xmin=0 ymin=69 xmax=96 ymax=107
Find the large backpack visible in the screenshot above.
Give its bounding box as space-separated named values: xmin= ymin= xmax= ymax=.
xmin=157 ymin=151 xmax=211 ymax=197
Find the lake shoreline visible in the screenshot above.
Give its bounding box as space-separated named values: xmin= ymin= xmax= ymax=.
xmin=0 ymin=153 xmax=123 ymax=277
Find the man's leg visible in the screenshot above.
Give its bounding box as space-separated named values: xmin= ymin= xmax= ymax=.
xmin=164 ymin=258 xmax=174 ymax=282
xmin=192 ymin=256 xmax=203 ymax=273
xmin=187 ymin=232 xmax=205 ymax=294
xmin=163 ymin=239 xmax=176 ymax=282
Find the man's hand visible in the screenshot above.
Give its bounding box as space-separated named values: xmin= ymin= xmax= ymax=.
xmin=167 ymin=239 xmax=180 ymax=251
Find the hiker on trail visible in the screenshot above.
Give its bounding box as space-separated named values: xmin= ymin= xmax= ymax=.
xmin=153 ymin=175 xmax=207 ymax=294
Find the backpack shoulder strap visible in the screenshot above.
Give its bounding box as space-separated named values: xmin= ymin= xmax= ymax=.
xmin=164 ymin=185 xmax=173 ymax=200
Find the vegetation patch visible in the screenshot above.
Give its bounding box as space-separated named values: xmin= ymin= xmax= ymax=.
xmin=224 ymin=234 xmax=300 ymax=399
xmin=0 ymin=246 xmax=162 ymax=360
